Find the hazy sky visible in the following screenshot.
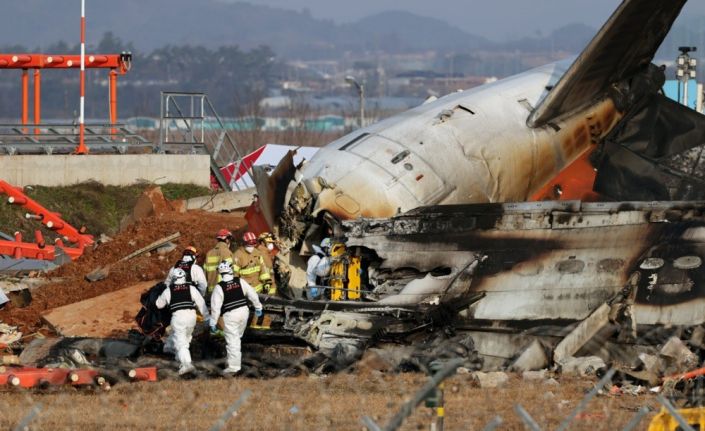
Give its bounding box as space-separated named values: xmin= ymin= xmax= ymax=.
xmin=222 ymin=0 xmax=705 ymax=40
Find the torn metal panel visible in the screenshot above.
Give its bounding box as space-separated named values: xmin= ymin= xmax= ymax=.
xmin=595 ymin=93 xmax=705 ymax=201
xmin=0 ymin=256 xmax=57 ymax=274
xmin=252 ymin=150 xmax=298 ymax=230
xmin=553 ymin=303 xmax=611 ymax=362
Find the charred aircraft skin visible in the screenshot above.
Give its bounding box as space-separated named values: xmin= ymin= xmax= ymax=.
xmin=255 ymin=200 xmax=705 ymax=363
xmin=342 ymin=200 xmax=705 ymax=326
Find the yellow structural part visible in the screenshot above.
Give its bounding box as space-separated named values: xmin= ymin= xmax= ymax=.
xmin=648 ymin=407 xmax=705 ymax=430
xmin=347 ymin=255 xmax=361 ymax=300
xmin=328 ymin=243 xmax=361 ymax=301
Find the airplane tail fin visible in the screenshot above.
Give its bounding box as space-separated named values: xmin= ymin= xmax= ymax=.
xmin=528 ymin=0 xmax=686 ymax=128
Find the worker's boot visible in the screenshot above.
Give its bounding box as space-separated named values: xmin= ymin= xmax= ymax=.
xmin=178 ymin=363 xmax=195 ymax=376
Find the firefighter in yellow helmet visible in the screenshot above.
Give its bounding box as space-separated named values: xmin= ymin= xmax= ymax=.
xmin=257 ymin=232 xmax=278 ymax=296
xmin=233 ymin=231 xmax=274 ymax=295
xmin=204 ymin=229 xmax=235 ymax=295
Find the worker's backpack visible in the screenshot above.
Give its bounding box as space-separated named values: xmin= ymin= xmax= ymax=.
xmin=134 ymin=282 xmax=170 ymax=340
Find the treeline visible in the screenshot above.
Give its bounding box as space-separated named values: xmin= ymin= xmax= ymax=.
xmin=0 ymin=32 xmax=280 ymax=120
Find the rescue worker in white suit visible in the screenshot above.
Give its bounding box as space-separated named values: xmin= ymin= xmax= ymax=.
xmin=164 ymin=246 xmax=208 ymax=296
xmin=162 ymin=246 xmax=208 ymax=355
xmin=306 ymin=238 xmax=332 ymax=299
xmin=209 ymin=261 xmax=263 ymax=375
xmin=156 ymin=268 xmax=210 ymax=375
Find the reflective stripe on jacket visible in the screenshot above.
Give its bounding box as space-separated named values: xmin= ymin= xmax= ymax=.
xmin=204 ymin=241 xmax=234 ymax=290
xmin=233 ymin=247 xmax=271 ymax=292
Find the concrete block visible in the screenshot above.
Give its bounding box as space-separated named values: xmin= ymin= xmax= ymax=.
xmin=472 ymin=371 xmax=509 ymax=388
xmin=553 ymin=303 xmax=610 ymax=363
xmin=185 ymin=188 xmax=255 ymax=212
xmin=0 ymin=154 xmax=210 ymax=187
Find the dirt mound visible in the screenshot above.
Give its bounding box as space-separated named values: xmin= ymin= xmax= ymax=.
xmin=0 ymin=210 xmax=247 ymax=334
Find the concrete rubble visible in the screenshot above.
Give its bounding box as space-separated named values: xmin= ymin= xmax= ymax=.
xmin=659 ymin=336 xmax=698 ymax=373
xmin=558 ymin=356 xmax=607 ymax=377
xmin=472 ymin=371 xmax=509 ymax=388
xmin=0 ymin=323 xmax=21 ymax=346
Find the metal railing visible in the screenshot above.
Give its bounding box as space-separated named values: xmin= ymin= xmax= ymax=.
xmin=158 ymin=92 xmax=251 ymax=190
xmin=0 ymin=123 xmax=152 ymax=155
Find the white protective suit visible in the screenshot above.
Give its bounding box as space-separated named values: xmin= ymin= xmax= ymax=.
xmin=306 ymin=245 xmax=331 ymax=298
xmin=164 ymin=263 xmax=208 ymax=296
xmin=210 ymin=278 xmax=262 ymax=373
xmin=156 ymin=284 xmax=209 ymax=372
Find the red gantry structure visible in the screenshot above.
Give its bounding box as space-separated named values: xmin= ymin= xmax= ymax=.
xmin=0 ymin=366 xmax=158 ymax=389
xmin=0 ymin=52 xmax=132 ymax=149
xmin=0 ymin=180 xmax=94 ymax=261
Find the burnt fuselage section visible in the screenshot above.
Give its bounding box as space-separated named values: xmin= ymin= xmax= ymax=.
xmin=342 ymin=200 xmax=705 ymax=326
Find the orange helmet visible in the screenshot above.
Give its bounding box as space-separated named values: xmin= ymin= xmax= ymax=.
xmin=216 ymin=229 xmax=232 ymax=240
xmin=183 ymin=246 xmax=197 ymax=256
xmin=242 ymin=231 xmax=258 ymax=246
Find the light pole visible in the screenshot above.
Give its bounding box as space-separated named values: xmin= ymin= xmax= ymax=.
xmin=676 ymin=46 xmax=697 ymax=108
xmin=345 ymin=75 xmax=365 ymax=128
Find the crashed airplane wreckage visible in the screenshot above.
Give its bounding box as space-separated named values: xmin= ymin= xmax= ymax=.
xmin=243 ymin=0 xmax=705 ymax=370
xmin=257 ymin=200 xmax=705 ymax=370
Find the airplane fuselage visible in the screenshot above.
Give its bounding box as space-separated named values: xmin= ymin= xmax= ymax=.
xmin=298 ymin=61 xmax=622 ymax=221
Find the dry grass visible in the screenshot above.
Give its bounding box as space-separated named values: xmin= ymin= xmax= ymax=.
xmin=0 ymin=372 xmax=661 ymax=430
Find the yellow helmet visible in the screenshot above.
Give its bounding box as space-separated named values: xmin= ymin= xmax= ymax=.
xmin=258 ymin=232 xmax=275 ymax=244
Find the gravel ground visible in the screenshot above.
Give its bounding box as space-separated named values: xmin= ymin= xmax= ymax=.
xmin=0 ymin=372 xmax=663 ymax=430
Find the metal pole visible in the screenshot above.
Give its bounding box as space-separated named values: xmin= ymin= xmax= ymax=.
xmin=109 ymin=69 xmax=117 ymax=139
xmin=159 ymin=91 xmax=164 ymax=152
xmin=209 ymin=389 xmax=252 ymax=431
xmin=13 ymin=403 xmax=43 ymax=431
xmin=435 ymin=380 xmax=445 ymax=431
xmin=656 ymin=395 xmax=696 ymax=431
xmin=21 ymin=69 xmax=28 ymax=133
xmin=481 ymin=416 xmax=503 ymax=431
xmin=190 ymin=94 xmax=194 ymax=143
xmin=514 ymin=405 xmax=542 ymax=431
xmin=360 ymin=83 xmax=365 ymax=128
xmin=621 ymin=406 xmax=650 ymax=431
xmin=382 ymin=358 xmax=463 ymax=431
xmin=684 ymin=75 xmax=690 ymax=107
xmin=33 ymin=69 xmax=41 ymax=135
xmin=361 ymin=416 xmax=383 ymax=431
xmin=75 ymin=0 xmax=88 ymax=154
xmin=556 ymin=368 xmax=616 ymax=431
xmin=165 ymin=94 xmax=170 ymax=144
